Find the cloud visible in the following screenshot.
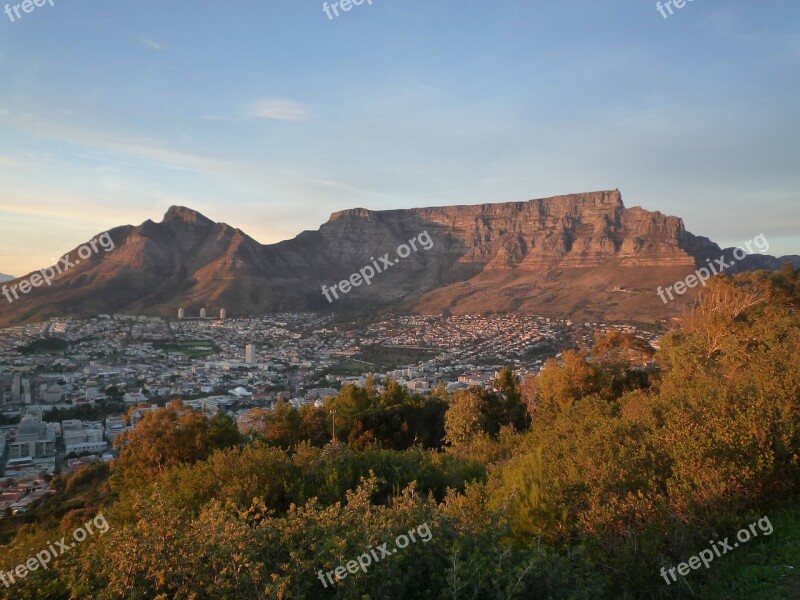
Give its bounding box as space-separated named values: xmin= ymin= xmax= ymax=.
xmin=0 ymin=107 xmax=244 ymax=175
xmin=248 ymin=98 xmax=310 ymax=122
xmin=140 ymin=37 xmax=163 ymax=51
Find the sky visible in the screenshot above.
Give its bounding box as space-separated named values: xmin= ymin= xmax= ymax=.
xmin=0 ymin=0 xmax=798 ymax=276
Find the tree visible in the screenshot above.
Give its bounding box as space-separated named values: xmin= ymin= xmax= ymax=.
xmin=494 ymin=367 xmax=521 ymax=404
xmin=444 ymin=389 xmax=485 ymax=447
xmin=521 ymin=350 xmax=608 ymax=424
xmin=256 ymin=400 xmax=301 ymax=448
xmin=111 ymin=400 xmax=241 ymax=490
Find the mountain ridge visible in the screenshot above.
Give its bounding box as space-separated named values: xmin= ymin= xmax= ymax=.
xmin=0 ymin=190 xmax=797 ymax=326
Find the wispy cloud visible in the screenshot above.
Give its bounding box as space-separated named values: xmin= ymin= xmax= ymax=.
xmin=248 ymin=98 xmax=310 ymax=122
xmin=0 ymin=107 xmax=243 ymax=175
xmin=140 ymin=37 xmax=163 ymax=51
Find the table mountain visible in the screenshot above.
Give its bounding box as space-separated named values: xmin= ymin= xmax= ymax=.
xmin=0 ymin=190 xmax=796 ymax=326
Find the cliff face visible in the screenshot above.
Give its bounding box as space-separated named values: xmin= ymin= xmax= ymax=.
xmin=0 ymin=190 xmax=794 ymax=326
xmin=320 ymin=190 xmax=696 ymax=271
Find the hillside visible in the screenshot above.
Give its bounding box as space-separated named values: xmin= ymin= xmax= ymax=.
xmin=0 ymin=190 xmax=796 ymax=326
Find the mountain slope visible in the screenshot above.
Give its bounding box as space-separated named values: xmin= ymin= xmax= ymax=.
xmin=0 ymin=190 xmax=796 ymax=326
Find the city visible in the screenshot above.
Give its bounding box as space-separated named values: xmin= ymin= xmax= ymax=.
xmin=0 ymin=310 xmax=658 ymax=514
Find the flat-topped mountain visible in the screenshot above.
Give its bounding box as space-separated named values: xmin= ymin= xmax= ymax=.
xmin=0 ymin=190 xmax=796 ymax=326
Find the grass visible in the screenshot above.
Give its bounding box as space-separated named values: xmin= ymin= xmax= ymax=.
xmin=694 ymin=508 xmax=800 ymax=599
xmin=324 ymin=345 xmax=439 ymax=376
xmin=353 ymin=345 xmax=439 ymax=370
xmin=153 ymin=339 xmax=218 ymax=357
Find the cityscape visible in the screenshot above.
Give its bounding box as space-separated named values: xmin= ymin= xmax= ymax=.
xmin=0 ymin=309 xmax=660 ymax=514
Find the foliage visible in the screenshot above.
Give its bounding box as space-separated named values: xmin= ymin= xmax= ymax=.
xmin=111 ymin=400 xmax=241 ymax=490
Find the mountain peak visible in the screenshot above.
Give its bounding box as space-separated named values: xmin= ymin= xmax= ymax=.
xmin=1 ymin=190 xmax=795 ymax=328
xmin=163 ymin=206 xmax=214 ymax=225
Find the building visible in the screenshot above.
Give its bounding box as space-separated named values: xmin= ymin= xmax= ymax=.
xmin=105 ymin=415 xmax=128 ymax=443
xmin=8 ymin=414 xmax=56 ymax=462
xmin=200 ymin=307 xmax=207 ymax=319
xmin=41 ymin=385 xmax=66 ymax=404
xmin=245 ymin=344 xmax=256 ymax=365
xmin=306 ymin=388 xmax=338 ymax=402
xmin=12 ymin=373 xmax=21 ymax=402
xmin=220 ymin=308 xmax=226 ymax=319
xmin=123 ymin=389 xmax=148 ymax=404
xmin=63 ymin=421 xmax=106 ymax=455
xmin=178 ymin=307 xmax=185 ymax=320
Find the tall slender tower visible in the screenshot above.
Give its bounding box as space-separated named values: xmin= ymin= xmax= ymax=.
xmin=12 ymin=373 xmax=21 ymax=403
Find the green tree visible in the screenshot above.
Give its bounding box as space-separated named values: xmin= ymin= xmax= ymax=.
xmin=444 ymin=389 xmax=486 ymax=447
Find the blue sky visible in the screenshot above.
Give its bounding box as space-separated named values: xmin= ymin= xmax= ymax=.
xmin=0 ymin=0 xmax=798 ymax=275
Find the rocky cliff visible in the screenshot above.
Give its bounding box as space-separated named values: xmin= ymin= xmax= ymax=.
xmin=0 ymin=190 xmax=795 ymax=326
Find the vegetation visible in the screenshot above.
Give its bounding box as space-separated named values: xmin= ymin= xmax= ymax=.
xmin=16 ymin=338 xmax=69 ymax=355
xmin=152 ymin=339 xmax=219 ymax=357
xmin=327 ymin=345 xmax=440 ymax=375
xmin=1 ymin=268 xmax=799 ymax=598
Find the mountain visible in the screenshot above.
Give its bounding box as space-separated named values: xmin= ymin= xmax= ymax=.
xmin=0 ymin=273 xmax=13 ymax=283
xmin=0 ymin=190 xmax=796 ymax=327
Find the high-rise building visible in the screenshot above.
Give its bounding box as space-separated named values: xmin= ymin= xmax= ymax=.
xmin=220 ymin=308 xmax=226 ymax=319
xmin=245 ymin=344 xmax=256 ymax=365
xmin=178 ymin=307 xmax=185 ymax=319
xmin=200 ymin=307 xmax=207 ymax=319
xmin=12 ymin=373 xmax=21 ymax=403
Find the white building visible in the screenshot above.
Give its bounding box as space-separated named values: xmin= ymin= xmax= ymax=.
xmin=63 ymin=422 xmax=106 ymax=455
xmin=123 ymin=390 xmax=148 ymax=404
xmin=105 ymin=415 xmax=129 ymax=443
xmin=8 ymin=414 xmax=56 ymax=461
